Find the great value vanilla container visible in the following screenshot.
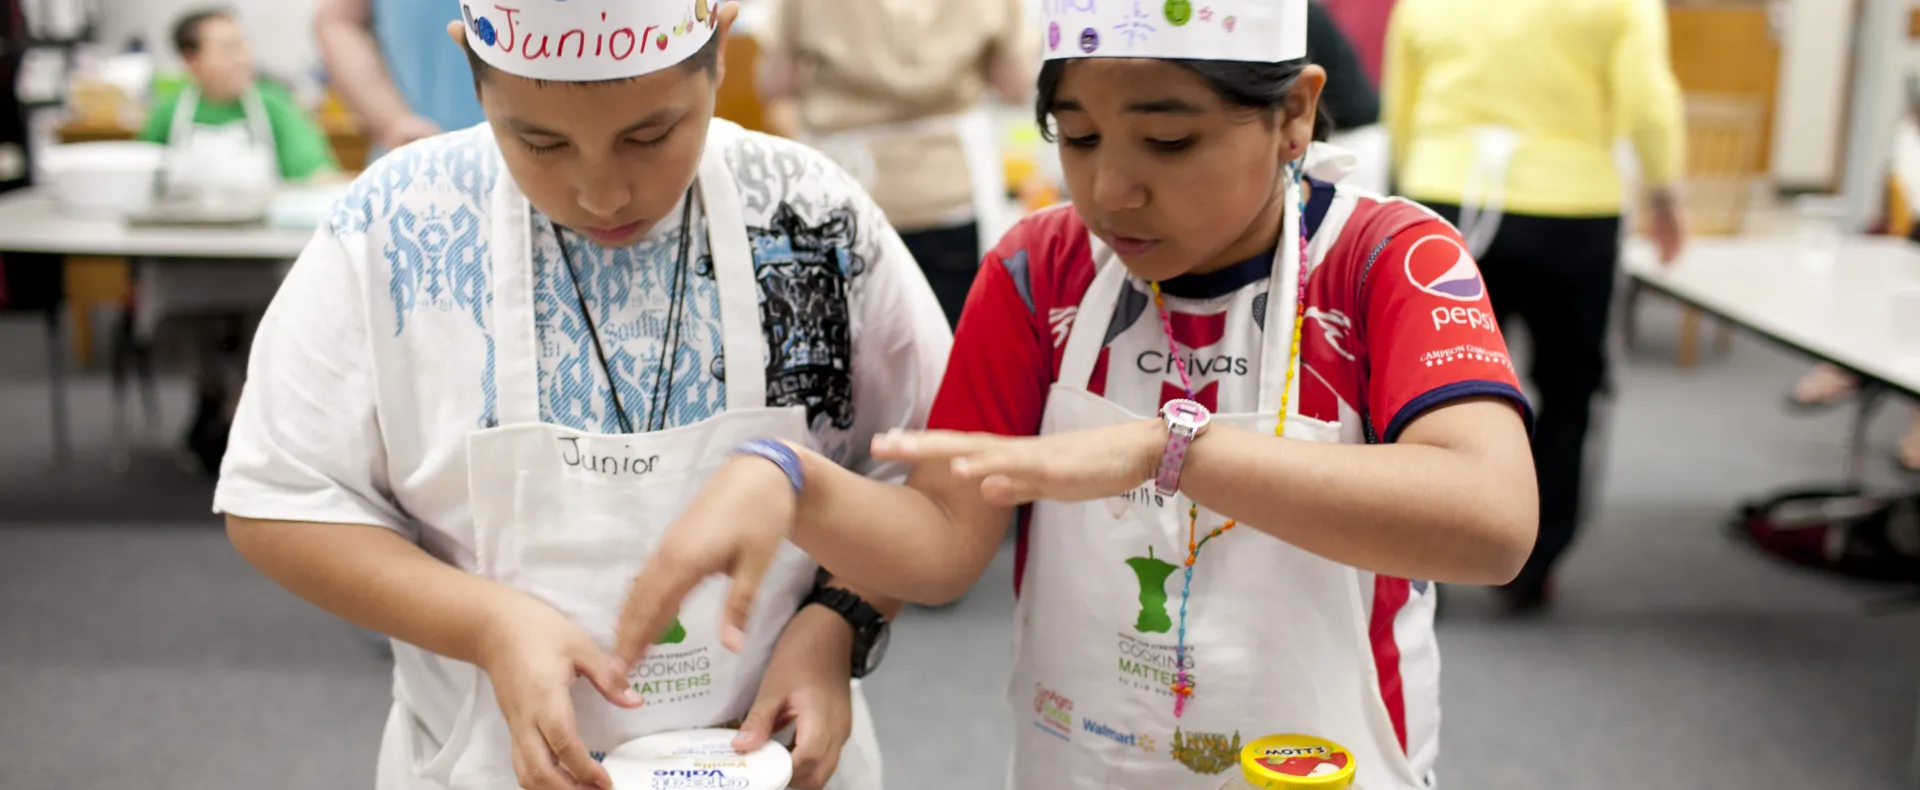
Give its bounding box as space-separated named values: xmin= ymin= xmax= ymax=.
xmin=602 ymin=729 xmax=793 ymax=790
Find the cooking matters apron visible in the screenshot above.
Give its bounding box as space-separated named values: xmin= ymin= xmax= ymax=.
xmin=1008 ymin=176 xmax=1428 ymax=790
xmin=807 ymin=107 xmax=1009 ymax=256
xmin=375 ymin=128 xmax=883 ymax=790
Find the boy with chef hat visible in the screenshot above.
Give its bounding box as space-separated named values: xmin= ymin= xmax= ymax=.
xmin=214 ymin=2 xmax=950 ymax=789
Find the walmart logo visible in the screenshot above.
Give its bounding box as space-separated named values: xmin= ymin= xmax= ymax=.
xmin=1083 ymin=718 xmax=1138 ymax=748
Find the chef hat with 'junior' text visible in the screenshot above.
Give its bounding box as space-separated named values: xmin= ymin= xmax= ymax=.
xmin=1041 ymin=0 xmax=1306 ymax=64
xmin=461 ymin=0 xmax=721 ymax=82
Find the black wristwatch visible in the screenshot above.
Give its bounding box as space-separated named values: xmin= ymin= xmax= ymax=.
xmin=803 ymin=585 xmax=891 ymax=679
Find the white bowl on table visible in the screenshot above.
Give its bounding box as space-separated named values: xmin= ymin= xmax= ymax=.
xmin=37 ymin=141 xmax=164 ymax=219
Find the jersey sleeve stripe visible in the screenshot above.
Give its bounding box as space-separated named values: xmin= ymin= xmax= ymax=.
xmin=1381 ymin=380 xmax=1534 ymax=443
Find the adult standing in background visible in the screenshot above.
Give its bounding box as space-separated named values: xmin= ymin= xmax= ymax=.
xmin=754 ymin=0 xmax=1032 ymax=329
xmin=1384 ymin=0 xmax=1687 ymax=612
xmin=313 ymin=0 xmax=484 ymax=153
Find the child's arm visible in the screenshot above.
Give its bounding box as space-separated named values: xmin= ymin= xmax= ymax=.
xmin=1185 ymin=400 xmax=1534 ymax=581
xmin=616 ymin=221 xmax=1538 ymax=658
xmin=848 ymin=396 xmax=1532 ymax=586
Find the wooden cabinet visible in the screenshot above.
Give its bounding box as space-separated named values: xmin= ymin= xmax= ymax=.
xmin=1666 ymin=2 xmax=1783 ymax=174
xmin=716 ymin=33 xmax=770 ymax=134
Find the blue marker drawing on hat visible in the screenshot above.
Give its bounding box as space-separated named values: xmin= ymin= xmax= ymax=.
xmin=1114 ymin=0 xmax=1156 ymax=47
xmin=474 ymin=16 xmax=498 ymax=46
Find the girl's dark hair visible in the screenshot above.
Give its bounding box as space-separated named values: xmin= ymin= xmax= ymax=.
xmin=1034 ymin=59 xmax=1333 ymax=143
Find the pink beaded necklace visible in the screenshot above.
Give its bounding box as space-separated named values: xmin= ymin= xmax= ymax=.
xmin=1148 ymin=162 xmax=1310 ymax=718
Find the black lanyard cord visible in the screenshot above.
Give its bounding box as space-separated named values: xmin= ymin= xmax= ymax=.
xmin=551 ymin=188 xmax=696 ymax=434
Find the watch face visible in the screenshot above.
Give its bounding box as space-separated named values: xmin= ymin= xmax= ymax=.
xmin=1161 ymin=398 xmax=1210 ymax=430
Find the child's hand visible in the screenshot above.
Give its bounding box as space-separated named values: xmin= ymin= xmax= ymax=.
xmin=731 ymin=605 xmax=856 ymax=789
xmin=476 ymin=595 xmax=643 ymax=790
xmin=613 ymin=454 xmax=799 ymax=670
xmin=871 ymin=420 xmax=1166 ymax=506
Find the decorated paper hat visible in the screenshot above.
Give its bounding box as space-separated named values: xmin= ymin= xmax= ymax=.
xmin=1042 ymin=0 xmax=1307 ymax=63
xmin=461 ymin=0 xmax=721 ymax=82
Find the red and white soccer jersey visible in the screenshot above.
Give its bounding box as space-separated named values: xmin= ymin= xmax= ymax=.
xmin=928 ymin=179 xmax=1532 ymax=766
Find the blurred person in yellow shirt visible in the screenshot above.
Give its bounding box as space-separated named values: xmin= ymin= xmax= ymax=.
xmin=754 ymin=0 xmax=1033 ymax=329
xmin=1384 ymin=0 xmax=1686 ymax=612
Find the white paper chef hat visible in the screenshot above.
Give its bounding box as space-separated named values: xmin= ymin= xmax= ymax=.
xmin=1041 ymin=0 xmax=1306 ymax=63
xmin=460 ymin=0 xmax=721 ymax=82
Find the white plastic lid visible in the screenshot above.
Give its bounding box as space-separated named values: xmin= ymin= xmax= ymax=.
xmin=602 ymin=729 xmax=792 ymax=790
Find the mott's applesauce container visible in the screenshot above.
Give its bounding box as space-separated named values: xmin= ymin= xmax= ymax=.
xmin=601 ymin=728 xmax=792 ymax=789
xmin=1220 ymin=734 xmax=1358 ymax=790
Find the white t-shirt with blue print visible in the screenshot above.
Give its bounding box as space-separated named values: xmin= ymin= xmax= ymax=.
xmin=213 ymin=121 xmax=954 ymax=547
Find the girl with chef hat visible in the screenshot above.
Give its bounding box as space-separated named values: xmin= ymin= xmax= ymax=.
xmin=214 ymin=2 xmax=952 ymax=789
xmin=619 ymin=1 xmax=1539 ymax=788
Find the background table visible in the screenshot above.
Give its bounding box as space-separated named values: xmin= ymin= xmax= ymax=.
xmin=0 ymin=188 xmax=319 ymax=465
xmin=1628 ymin=234 xmax=1920 ymax=479
xmin=0 ymin=191 xmax=316 ymax=258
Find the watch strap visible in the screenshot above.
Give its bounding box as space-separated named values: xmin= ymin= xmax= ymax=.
xmin=1154 ymin=424 xmax=1197 ymax=497
xmin=804 ymin=586 xmax=887 ymax=678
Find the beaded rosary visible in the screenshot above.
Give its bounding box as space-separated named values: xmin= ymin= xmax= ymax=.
xmin=1152 ymin=161 xmax=1310 ymax=718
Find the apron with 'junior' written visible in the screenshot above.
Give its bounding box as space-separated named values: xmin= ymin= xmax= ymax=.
xmin=374 ymin=125 xmax=882 ymax=790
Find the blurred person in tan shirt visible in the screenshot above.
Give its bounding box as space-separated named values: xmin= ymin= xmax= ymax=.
xmin=756 ymin=0 xmax=1033 ymax=328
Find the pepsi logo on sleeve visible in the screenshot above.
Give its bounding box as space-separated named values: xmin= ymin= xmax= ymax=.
xmin=1403 ymin=235 xmax=1485 ymax=302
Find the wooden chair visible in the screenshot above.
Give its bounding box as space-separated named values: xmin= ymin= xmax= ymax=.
xmin=1624 ymin=91 xmax=1769 ymax=366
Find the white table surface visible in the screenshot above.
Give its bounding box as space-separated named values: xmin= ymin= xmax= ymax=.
xmin=0 ymin=189 xmax=317 ymax=259
xmin=1625 ymin=234 xmax=1920 ymax=397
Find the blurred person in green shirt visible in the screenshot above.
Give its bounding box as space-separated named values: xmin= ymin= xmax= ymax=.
xmin=131 ymin=8 xmax=342 ymax=478
xmin=138 ymin=8 xmax=340 ymax=186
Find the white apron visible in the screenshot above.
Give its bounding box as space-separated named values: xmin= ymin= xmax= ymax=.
xmin=807 ymin=107 xmax=1010 ymax=255
xmin=374 ymin=130 xmax=883 ymax=790
xmin=134 ymin=86 xmax=287 ymax=341
xmin=1007 ymin=178 xmax=1428 ymax=790
xmin=162 ymin=85 xmax=279 ymax=207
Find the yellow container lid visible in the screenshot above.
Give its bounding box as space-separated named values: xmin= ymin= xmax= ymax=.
xmin=1237 ymin=735 xmax=1357 ymax=789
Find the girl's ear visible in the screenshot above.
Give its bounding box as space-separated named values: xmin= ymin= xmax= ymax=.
xmin=1282 ymin=65 xmax=1327 ymax=163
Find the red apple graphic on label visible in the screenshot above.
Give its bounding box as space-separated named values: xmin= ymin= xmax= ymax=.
xmin=1258 ymin=752 xmax=1349 ymax=777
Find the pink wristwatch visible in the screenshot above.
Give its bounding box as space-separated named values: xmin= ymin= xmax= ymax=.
xmin=1154 ymin=399 xmax=1212 ymax=497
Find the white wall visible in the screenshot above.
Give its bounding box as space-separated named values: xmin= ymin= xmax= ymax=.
xmin=1772 ymin=0 xmax=1856 ymax=190
xmin=94 ymin=0 xmax=320 ymax=85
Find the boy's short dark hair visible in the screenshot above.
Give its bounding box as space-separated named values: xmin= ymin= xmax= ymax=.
xmin=172 ymin=7 xmax=234 ymax=58
xmin=462 ymin=30 xmax=722 ymax=88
